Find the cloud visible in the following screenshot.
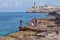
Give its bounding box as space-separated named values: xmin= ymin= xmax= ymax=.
xmin=33 ymin=0 xmax=60 ymax=6
xmin=0 ymin=0 xmax=23 ymax=8
xmin=15 ymin=1 xmax=23 ymax=7
xmin=1 ymin=3 xmax=11 ymax=8
xmin=43 ymin=0 xmax=60 ymax=6
xmin=0 ymin=0 xmax=60 ymax=12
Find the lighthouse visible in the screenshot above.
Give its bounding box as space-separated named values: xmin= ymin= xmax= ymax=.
xmin=32 ymin=2 xmax=36 ymax=8
xmin=34 ymin=2 xmax=36 ymax=8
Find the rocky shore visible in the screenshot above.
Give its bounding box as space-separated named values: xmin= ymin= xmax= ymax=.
xmin=0 ymin=12 xmax=60 ymax=40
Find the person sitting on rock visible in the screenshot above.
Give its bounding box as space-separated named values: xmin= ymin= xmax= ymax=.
xmin=32 ymin=18 xmax=37 ymax=27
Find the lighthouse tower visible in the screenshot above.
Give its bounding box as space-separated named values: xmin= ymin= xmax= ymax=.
xmin=32 ymin=2 xmax=36 ymax=8
xmin=45 ymin=4 xmax=48 ymax=7
xmin=34 ymin=2 xmax=36 ymax=7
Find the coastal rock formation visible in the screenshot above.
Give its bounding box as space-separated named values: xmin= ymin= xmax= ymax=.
xmin=0 ymin=17 xmax=60 ymax=40
xmin=0 ymin=33 xmax=59 ymax=40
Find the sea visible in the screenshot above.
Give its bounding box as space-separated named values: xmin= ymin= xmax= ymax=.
xmin=0 ymin=12 xmax=51 ymax=36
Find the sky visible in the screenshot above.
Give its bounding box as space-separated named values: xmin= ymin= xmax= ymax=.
xmin=0 ymin=0 xmax=60 ymax=12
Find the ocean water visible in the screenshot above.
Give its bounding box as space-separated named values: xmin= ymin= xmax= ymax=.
xmin=0 ymin=12 xmax=50 ymax=36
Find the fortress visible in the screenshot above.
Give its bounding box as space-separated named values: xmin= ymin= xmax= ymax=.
xmin=27 ymin=2 xmax=60 ymax=13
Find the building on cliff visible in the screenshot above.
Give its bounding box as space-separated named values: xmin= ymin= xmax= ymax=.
xmin=27 ymin=2 xmax=60 ymax=13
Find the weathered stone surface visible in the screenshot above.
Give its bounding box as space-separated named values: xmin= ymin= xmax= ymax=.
xmin=0 ymin=36 xmax=16 ymax=40
xmin=10 ymin=31 xmax=36 ymax=38
xmin=35 ymin=32 xmax=47 ymax=37
xmin=46 ymin=34 xmax=58 ymax=40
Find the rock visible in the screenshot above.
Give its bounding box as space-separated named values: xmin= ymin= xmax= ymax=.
xmin=46 ymin=34 xmax=58 ymax=40
xmin=35 ymin=32 xmax=47 ymax=37
xmin=10 ymin=31 xmax=36 ymax=38
xmin=0 ymin=36 xmax=16 ymax=40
